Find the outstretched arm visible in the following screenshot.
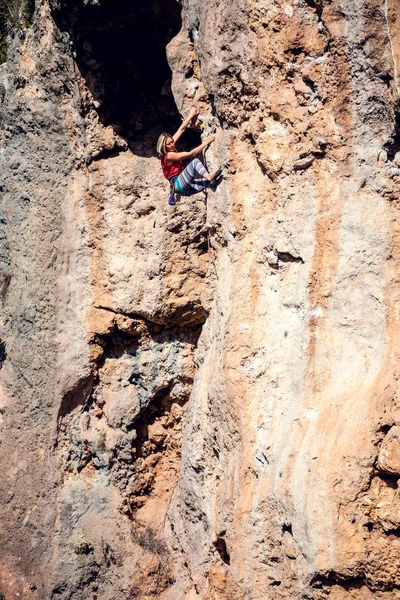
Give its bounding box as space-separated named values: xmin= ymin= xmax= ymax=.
xmin=172 ymin=106 xmax=199 ymax=143
xmin=167 ymin=135 xmax=215 ymax=162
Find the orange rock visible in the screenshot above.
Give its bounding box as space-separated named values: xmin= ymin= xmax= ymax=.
xmin=377 ymin=426 xmax=400 ymax=475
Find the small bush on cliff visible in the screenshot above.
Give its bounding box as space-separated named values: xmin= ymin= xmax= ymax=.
xmin=0 ymin=0 xmax=35 ymax=64
xmin=132 ymin=525 xmax=172 ymax=594
xmin=133 ymin=524 xmax=169 ymax=557
xmin=1 ymin=0 xmax=34 ymax=29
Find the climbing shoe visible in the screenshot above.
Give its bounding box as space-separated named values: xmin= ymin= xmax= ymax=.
xmin=209 ymin=169 xmax=223 ymax=190
xmin=210 ymin=168 xmax=223 ymax=184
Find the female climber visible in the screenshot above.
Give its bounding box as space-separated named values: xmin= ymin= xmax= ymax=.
xmin=157 ymin=106 xmax=222 ymax=205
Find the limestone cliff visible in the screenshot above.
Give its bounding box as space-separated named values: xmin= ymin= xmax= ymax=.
xmin=0 ymin=0 xmax=400 ymax=598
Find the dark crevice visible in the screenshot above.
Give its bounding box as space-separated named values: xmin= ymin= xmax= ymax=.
xmin=255 ymin=154 xmax=269 ymax=178
xmin=96 ymin=328 xmax=142 ymax=365
xmin=375 ymin=472 xmax=399 ymax=487
xmin=96 ymin=321 xmax=205 ymax=371
xmin=379 ymin=72 xmax=393 ymax=86
xmin=213 ymin=535 xmax=230 ymax=565
xmin=93 ymin=304 xmax=206 ymax=328
xmin=56 ymin=374 xmax=94 ymax=434
xmin=132 ymin=383 xmax=175 ymax=461
xmin=385 ymin=527 xmax=400 ymax=537
xmin=208 ymin=92 xmax=226 ymax=129
xmin=302 ymin=0 xmax=323 ymax=20
xmin=92 ymin=304 xmax=161 ymax=324
xmin=282 ymin=522 xmax=293 ymax=535
xmin=276 ymin=252 xmax=304 ymax=264
xmin=188 ymin=18 xmax=199 ymax=46
xmin=0 ymin=340 xmax=6 ymax=369
xmin=382 ymin=110 xmax=400 ymax=161
xmin=304 ymin=78 xmax=317 ymax=94
xmin=378 ymin=423 xmax=392 ymax=436
xmin=312 ymin=575 xmax=365 ymax=591
xmin=284 ymin=47 xmax=303 ymax=57
xmin=212 ymin=446 xmax=220 ymax=459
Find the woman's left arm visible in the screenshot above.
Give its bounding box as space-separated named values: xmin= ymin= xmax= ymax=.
xmin=173 ymin=106 xmax=199 ymax=142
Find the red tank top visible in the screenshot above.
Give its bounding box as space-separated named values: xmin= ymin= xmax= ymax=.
xmin=161 ymin=154 xmax=183 ymax=180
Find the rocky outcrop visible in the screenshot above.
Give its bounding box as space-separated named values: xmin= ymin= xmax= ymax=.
xmin=0 ymin=0 xmax=400 ymax=599
xmin=0 ymin=1 xmax=207 ymax=597
xmin=164 ymin=1 xmax=400 ymax=598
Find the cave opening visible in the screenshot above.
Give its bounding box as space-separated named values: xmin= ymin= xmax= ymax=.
xmin=51 ymin=0 xmax=201 ymax=156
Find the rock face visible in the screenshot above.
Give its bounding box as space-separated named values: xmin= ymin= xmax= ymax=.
xmin=1 ymin=0 xmax=400 ymax=598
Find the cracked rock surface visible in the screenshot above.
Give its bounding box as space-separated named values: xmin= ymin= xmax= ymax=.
xmin=1 ymin=0 xmax=400 ymax=599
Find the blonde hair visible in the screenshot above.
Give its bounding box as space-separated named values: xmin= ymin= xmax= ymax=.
xmin=157 ymin=132 xmax=173 ymax=156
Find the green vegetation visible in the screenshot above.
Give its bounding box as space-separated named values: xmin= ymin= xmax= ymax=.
xmin=0 ymin=0 xmax=35 ymax=64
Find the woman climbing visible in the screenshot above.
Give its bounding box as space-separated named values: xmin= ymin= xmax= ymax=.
xmin=157 ymin=106 xmax=222 ymax=205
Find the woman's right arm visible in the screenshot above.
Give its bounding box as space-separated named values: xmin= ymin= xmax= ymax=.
xmin=167 ymin=135 xmax=215 ymax=162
